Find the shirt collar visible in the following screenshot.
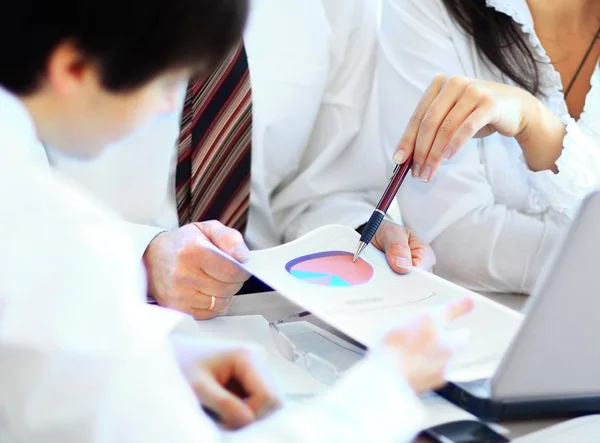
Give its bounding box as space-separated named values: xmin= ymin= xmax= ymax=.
xmin=485 ymin=0 xmax=535 ymax=33
xmin=0 ymin=86 xmax=37 ymax=141
xmin=0 ymin=86 xmax=49 ymax=167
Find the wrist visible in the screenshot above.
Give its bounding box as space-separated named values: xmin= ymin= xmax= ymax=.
xmin=142 ymin=230 xmax=169 ymax=302
xmin=516 ymin=95 xmax=565 ymax=173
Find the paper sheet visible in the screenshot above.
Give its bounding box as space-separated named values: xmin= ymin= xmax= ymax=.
xmin=240 ymin=225 xmax=524 ymax=382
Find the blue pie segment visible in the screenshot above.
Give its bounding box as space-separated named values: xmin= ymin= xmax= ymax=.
xmin=289 ymin=269 xmax=352 ymax=287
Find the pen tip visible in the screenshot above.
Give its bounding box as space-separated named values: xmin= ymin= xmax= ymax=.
xmin=352 ymin=242 xmax=367 ymax=263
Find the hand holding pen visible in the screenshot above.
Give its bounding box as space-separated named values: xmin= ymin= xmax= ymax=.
xmin=353 ymin=153 xmax=414 ymax=262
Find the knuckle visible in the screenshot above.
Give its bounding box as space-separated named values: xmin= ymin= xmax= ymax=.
xmin=433 ymin=73 xmax=447 ymax=86
xmin=409 ymin=110 xmax=424 ymax=128
xmin=462 ymin=120 xmax=476 ymax=135
xmin=204 ymin=219 xmax=223 ymax=229
xmin=413 ymin=150 xmax=427 ymax=166
xmin=439 ymin=119 xmax=454 ymax=138
xmin=420 ymin=114 xmax=436 ymax=134
xmin=465 ymin=83 xmax=484 ymax=100
xmin=427 ymin=151 xmax=442 ymax=164
xmin=479 ymin=94 xmax=495 ymax=107
xmin=178 ymin=240 xmax=200 ymax=262
xmin=447 ymin=75 xmax=467 ymax=89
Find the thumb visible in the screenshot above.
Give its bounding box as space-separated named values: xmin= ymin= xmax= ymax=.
xmin=193 ymin=371 xmax=255 ymax=429
xmin=373 ymin=221 xmax=412 ymax=274
xmin=193 ymin=220 xmax=250 ymax=263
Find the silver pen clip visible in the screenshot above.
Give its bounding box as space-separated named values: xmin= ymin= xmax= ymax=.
xmin=389 ymin=164 xmax=400 ymax=181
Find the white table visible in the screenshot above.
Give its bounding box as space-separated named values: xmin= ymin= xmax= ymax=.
xmin=223 ymin=291 xmax=564 ymax=440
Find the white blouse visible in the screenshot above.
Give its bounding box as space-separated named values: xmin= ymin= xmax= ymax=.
xmin=378 ymin=0 xmax=600 ymax=293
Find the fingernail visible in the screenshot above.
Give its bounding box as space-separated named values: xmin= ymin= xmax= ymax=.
xmin=393 ymin=149 xmax=405 ymax=164
xmin=412 ymin=163 xmax=421 ymax=177
xmin=442 ymin=148 xmax=453 ymax=159
xmin=233 ymin=244 xmax=250 ymax=261
xmin=419 ymin=165 xmax=431 ymax=182
xmin=395 ymin=256 xmax=412 ymax=269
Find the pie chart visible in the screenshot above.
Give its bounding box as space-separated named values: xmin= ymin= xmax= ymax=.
xmin=285 ymin=251 xmax=374 ymax=287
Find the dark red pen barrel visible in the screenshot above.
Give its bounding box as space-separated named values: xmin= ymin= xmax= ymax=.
xmin=376 ymin=157 xmax=413 ymax=212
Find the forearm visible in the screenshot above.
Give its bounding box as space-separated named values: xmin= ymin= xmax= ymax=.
xmin=526 ymin=118 xmax=600 ymax=217
xmin=517 ymin=97 xmax=566 ymax=173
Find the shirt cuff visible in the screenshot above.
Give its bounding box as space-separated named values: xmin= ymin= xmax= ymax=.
xmin=124 ymin=222 xmax=167 ymax=261
xmin=526 ymin=118 xmax=600 ymax=218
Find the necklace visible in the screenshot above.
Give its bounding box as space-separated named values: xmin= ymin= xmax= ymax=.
xmin=564 ymin=24 xmax=600 ymax=99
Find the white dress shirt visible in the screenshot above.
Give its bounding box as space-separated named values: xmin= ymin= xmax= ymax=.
xmin=0 ymin=87 xmax=425 ymax=442
xmin=378 ymin=0 xmax=600 ymax=294
xmin=46 ymin=0 xmax=401 ymax=258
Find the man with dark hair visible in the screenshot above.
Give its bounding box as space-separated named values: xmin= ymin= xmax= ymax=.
xmin=0 ymin=0 xmax=473 ymax=441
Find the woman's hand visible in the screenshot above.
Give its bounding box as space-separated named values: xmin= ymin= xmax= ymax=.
xmin=382 ymin=298 xmax=474 ymax=394
xmin=394 ymin=75 xmax=565 ymax=182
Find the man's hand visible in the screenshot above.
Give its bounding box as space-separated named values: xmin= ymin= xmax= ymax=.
xmin=370 ymin=219 xmax=436 ymax=274
xmin=175 ymin=340 xmax=283 ymax=429
xmin=383 ymin=298 xmax=474 ymax=394
xmin=143 ymin=221 xmax=251 ymax=320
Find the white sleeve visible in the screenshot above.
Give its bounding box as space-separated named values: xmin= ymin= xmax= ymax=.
xmin=527 ymin=114 xmax=600 ymax=218
xmin=124 ymin=221 xmax=166 ymax=260
xmin=377 ymin=0 xmax=568 ymax=293
xmin=272 ymin=0 xmax=402 ymax=242
xmin=0 ymin=170 xmax=425 ymax=443
xmin=223 ymin=347 xmax=425 ymax=443
xmin=89 ymin=339 xmax=427 ymax=443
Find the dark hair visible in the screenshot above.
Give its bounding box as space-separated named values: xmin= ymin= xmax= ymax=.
xmin=442 ymin=0 xmax=540 ymax=96
xmin=0 ymin=0 xmax=249 ymax=95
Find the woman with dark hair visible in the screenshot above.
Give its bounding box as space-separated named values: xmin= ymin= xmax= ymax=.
xmin=379 ymin=0 xmax=600 ymax=293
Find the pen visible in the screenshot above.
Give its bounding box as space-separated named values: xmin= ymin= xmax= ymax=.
xmin=352 ymin=153 xmax=414 ymax=262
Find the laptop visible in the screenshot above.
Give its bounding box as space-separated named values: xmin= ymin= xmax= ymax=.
xmin=438 ymin=191 xmax=600 ymax=421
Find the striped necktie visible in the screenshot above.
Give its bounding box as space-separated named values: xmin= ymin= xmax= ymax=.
xmin=176 ymin=42 xmax=252 ymax=233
